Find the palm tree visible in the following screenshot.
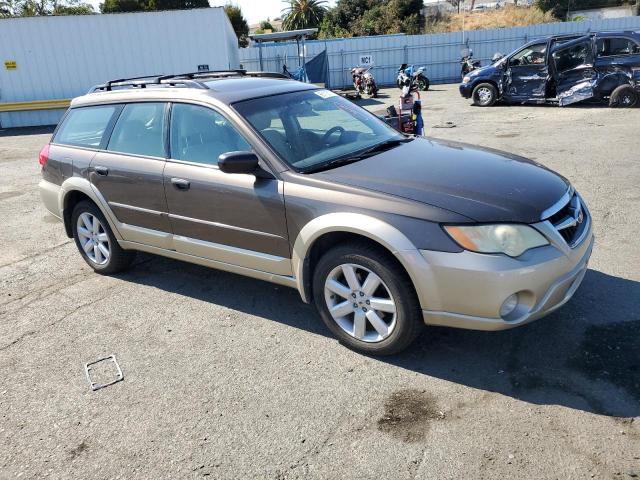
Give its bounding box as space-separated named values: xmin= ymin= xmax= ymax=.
xmin=281 ymin=0 xmax=327 ymax=31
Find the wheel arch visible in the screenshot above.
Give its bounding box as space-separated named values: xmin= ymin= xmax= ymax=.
xmin=60 ymin=177 xmax=123 ymax=240
xmin=472 ymin=78 xmax=500 ymax=93
xmin=291 ymin=213 xmax=421 ymax=304
xmin=596 ymin=73 xmax=633 ymax=97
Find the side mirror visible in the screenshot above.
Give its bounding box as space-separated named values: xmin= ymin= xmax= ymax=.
xmin=218 ymin=151 xmax=259 ymax=174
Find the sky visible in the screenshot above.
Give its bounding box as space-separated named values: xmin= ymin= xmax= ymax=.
xmin=86 ymin=1 xmax=336 ymax=25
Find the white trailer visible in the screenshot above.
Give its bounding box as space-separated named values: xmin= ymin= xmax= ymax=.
xmin=0 ymin=8 xmax=239 ymax=128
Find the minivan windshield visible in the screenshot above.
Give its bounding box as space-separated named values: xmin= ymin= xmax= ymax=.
xmin=233 ymin=89 xmax=407 ymax=173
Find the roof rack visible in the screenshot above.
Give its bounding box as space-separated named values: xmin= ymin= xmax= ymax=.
xmin=90 ymin=69 xmax=289 ymax=93
xmin=91 ymin=74 xmax=209 ymax=92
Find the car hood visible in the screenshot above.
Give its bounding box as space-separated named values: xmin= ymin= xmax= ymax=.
xmin=468 ymin=63 xmax=498 ymax=79
xmin=314 ymin=137 xmax=570 ymax=223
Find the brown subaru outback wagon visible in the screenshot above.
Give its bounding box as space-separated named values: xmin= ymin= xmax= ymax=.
xmin=39 ymin=71 xmax=593 ymax=355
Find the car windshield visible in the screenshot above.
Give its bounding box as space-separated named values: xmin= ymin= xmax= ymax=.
xmin=233 ymin=89 xmax=406 ymax=172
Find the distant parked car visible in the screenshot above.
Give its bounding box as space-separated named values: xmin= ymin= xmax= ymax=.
xmin=459 ymin=31 xmax=640 ymax=107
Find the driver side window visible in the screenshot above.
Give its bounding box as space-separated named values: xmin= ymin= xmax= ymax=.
xmin=510 ymin=43 xmax=547 ymax=66
xmin=169 ymin=104 xmax=250 ymax=166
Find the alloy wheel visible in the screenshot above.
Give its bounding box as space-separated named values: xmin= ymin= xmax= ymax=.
xmin=324 ymin=263 xmax=397 ymax=343
xmin=477 ymin=87 xmax=493 ymax=105
xmin=76 ymin=212 xmax=110 ymax=265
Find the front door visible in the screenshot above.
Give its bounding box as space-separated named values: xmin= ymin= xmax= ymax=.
xmin=504 ymin=41 xmax=549 ymax=102
xmin=551 ymin=36 xmax=596 ymax=106
xmin=89 ymin=102 xmax=172 ymax=247
xmin=163 ymin=102 xmax=291 ymax=276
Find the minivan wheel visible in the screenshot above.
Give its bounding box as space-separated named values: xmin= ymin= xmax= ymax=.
xmin=609 ymin=84 xmax=637 ymax=108
xmin=472 ymin=83 xmax=497 ymax=107
xmin=312 ymin=243 xmax=422 ymax=355
xmin=71 ymin=200 xmax=135 ymax=274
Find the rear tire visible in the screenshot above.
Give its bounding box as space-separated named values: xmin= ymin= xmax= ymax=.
xmin=609 ymin=84 xmax=637 ymax=108
xmin=312 ymin=242 xmax=422 ymax=355
xmin=418 ymin=76 xmax=430 ymax=91
xmin=472 ymin=83 xmax=497 ymax=106
xmin=71 ymin=200 xmax=135 ymax=274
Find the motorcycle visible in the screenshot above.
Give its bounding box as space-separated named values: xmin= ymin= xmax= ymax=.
xmin=396 ymin=64 xmax=430 ymax=92
xmin=460 ymin=49 xmax=481 ymax=78
xmin=351 ymin=66 xmax=378 ymax=98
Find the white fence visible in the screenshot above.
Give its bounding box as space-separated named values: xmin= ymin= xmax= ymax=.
xmin=239 ymin=16 xmax=640 ymax=89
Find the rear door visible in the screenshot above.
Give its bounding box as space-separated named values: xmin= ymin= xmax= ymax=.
xmin=89 ymin=102 xmax=172 ymax=247
xmin=163 ymin=102 xmax=291 ymax=276
xmin=550 ymin=36 xmax=596 ymax=106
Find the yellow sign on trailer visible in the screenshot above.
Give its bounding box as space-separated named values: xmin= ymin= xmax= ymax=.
xmin=4 ymin=61 xmax=17 ymax=70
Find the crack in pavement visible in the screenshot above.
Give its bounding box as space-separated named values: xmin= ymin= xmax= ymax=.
xmin=0 ymin=240 xmax=73 ymax=269
xmin=0 ymin=278 xmax=126 ymax=353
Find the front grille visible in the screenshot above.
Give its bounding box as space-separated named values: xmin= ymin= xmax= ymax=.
xmin=545 ymin=193 xmax=588 ymax=247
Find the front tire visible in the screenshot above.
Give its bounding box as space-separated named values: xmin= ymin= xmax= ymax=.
xmin=418 ymin=76 xmax=430 ymax=91
xmin=312 ymin=242 xmax=422 ymax=355
xmin=472 ymin=82 xmax=497 ymax=106
xmin=609 ymin=84 xmax=637 ymax=108
xmin=71 ymin=200 xmax=135 ymax=274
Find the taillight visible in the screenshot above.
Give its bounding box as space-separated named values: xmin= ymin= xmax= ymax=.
xmin=38 ymin=144 xmax=50 ymax=168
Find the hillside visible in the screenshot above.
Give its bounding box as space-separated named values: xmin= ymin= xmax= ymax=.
xmin=426 ymin=5 xmax=558 ymax=33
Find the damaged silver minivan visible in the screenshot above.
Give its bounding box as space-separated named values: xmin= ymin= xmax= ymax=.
xmin=459 ymin=31 xmax=640 ymax=107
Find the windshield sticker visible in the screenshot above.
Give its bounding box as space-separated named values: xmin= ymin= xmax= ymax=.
xmin=314 ymin=90 xmax=338 ymax=99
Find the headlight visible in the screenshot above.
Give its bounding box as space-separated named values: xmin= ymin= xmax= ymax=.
xmin=462 ymin=76 xmax=471 ymax=84
xmin=443 ymin=224 xmax=548 ymax=257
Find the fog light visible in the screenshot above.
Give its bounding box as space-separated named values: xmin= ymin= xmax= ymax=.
xmin=500 ymin=294 xmax=519 ymax=318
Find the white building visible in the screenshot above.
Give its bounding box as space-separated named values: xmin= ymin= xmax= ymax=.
xmin=0 ymin=8 xmax=240 ymax=128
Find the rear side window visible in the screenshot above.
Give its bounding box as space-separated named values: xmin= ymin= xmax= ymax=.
xmin=54 ymin=106 xmax=118 ymax=148
xmin=169 ymin=103 xmax=250 ymax=166
xmin=596 ymin=37 xmax=640 ymax=57
xmin=107 ymin=102 xmax=166 ymax=158
xmin=552 ymin=41 xmax=593 ymax=73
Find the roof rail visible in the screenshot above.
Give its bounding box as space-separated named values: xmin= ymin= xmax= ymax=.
xmin=90 ymin=69 xmax=289 ymax=93
xmin=245 ymin=71 xmax=289 ymax=79
xmin=91 ymin=74 xmax=210 ymax=92
xmin=172 ymin=69 xmax=248 ymax=79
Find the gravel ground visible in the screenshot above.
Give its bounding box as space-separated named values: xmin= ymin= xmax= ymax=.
xmin=0 ymin=84 xmax=639 ymax=479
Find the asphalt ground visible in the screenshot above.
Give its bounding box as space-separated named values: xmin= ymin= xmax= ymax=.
xmin=0 ymin=84 xmax=639 ymax=479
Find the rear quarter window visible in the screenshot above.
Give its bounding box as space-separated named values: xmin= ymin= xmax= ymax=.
xmin=54 ymin=105 xmax=118 ymax=148
xmin=597 ymin=37 xmax=640 ymax=57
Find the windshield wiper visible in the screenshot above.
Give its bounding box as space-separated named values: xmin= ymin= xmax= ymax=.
xmin=302 ymin=137 xmax=413 ymax=174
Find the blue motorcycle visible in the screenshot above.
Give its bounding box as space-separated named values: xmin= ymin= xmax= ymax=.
xmin=396 ymin=64 xmax=430 ymax=91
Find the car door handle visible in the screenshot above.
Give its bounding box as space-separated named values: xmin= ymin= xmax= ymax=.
xmin=94 ymin=166 xmax=109 ymax=176
xmin=171 ymin=178 xmax=190 ymax=190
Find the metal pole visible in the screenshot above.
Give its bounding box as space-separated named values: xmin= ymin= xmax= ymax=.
xmin=301 ymin=36 xmax=307 ymax=66
xmin=341 ymin=49 xmax=346 ymax=90
xmin=258 ymin=42 xmax=264 ymax=71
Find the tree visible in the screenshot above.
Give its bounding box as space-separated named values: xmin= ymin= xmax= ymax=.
xmin=224 ymin=3 xmax=249 ymax=47
xmin=255 ymin=20 xmax=276 ymax=34
xmin=100 ymin=0 xmax=150 ymax=12
xmin=0 ymin=0 xmax=17 ymax=16
xmin=318 ymin=7 xmax=351 ymax=38
xmin=155 ymin=0 xmax=208 ymax=10
xmin=260 ymin=20 xmax=274 ymax=30
xmin=54 ymin=0 xmax=94 ymax=14
xmin=281 ymin=0 xmax=327 ymax=30
xmin=17 ymin=0 xmax=49 ymax=15
xmin=320 ymin=0 xmax=422 ymax=38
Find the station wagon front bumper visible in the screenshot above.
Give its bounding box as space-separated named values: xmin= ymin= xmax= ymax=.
xmin=415 ymin=223 xmax=594 ymax=331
